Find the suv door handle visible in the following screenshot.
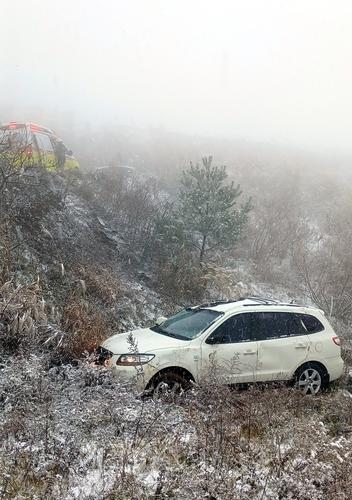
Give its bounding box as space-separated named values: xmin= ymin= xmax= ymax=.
xmin=295 ymin=343 xmax=307 ymax=349
xmin=243 ymin=350 xmax=256 ymax=355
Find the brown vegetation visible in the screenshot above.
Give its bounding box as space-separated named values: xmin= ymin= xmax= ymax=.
xmin=61 ymin=298 xmax=112 ymax=359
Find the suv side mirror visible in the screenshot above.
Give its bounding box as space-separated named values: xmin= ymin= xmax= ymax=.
xmin=206 ymin=323 xmax=229 ymax=344
xmin=155 ymin=316 xmax=167 ymax=326
xmin=206 ymin=333 xmax=222 ymax=345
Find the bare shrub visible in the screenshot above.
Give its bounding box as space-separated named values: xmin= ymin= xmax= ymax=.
xmin=154 ymin=252 xmax=208 ymax=303
xmin=0 ymin=220 xmax=21 ymax=284
xmin=242 ymin=169 xmax=309 ymax=282
xmin=294 ymin=209 xmax=352 ymax=323
xmin=0 ymin=280 xmax=48 ymax=353
xmin=77 ymin=266 xmax=121 ymax=305
xmin=80 ymin=171 xmax=168 ymax=260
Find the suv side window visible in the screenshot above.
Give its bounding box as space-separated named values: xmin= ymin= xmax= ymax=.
xmin=34 ymin=132 xmax=54 ymax=152
xmin=299 ymin=314 xmax=324 ymax=333
xmin=206 ymin=313 xmax=253 ymax=344
xmin=251 ymin=312 xmax=306 ymax=340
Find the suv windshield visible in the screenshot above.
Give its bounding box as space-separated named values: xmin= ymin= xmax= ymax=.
xmin=151 ymin=308 xmax=223 ymax=340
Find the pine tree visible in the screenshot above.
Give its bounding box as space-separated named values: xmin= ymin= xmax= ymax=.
xmin=179 ymin=156 xmax=252 ymax=263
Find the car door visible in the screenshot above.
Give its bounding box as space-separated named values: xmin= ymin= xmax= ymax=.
xmin=254 ymin=311 xmax=310 ymax=382
xmin=200 ymin=313 xmax=258 ymax=384
xmin=33 ymin=132 xmax=57 ymax=170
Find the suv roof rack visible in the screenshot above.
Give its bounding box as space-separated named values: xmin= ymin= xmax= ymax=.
xmin=241 ymin=296 xmax=302 ymax=307
xmin=239 ymin=296 xmax=279 ymax=305
xmin=192 ymin=297 xmax=282 ymax=309
xmin=188 ymin=300 xmax=238 ymax=310
xmin=188 ymin=296 xmax=302 ymax=310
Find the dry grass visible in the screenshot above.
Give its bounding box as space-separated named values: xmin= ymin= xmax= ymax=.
xmin=77 ymin=266 xmax=122 ymax=305
xmin=60 ymin=297 xmax=112 ymax=359
xmin=0 ymin=280 xmax=48 ymax=353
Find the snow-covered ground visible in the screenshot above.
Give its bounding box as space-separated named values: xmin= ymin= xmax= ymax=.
xmin=1 ymin=355 xmax=352 ymax=499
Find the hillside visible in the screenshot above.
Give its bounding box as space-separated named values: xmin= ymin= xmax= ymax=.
xmin=1 ymin=165 xmax=352 ymax=499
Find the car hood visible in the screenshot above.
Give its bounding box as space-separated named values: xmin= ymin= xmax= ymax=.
xmin=101 ymin=327 xmax=191 ymax=354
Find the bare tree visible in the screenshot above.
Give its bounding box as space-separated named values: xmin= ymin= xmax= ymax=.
xmin=294 ymin=209 xmax=352 ymax=322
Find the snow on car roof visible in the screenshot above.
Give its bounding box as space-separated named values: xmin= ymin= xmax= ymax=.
xmin=199 ymin=298 xmax=321 ymax=314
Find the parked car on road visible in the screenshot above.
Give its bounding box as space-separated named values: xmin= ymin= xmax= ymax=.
xmin=0 ymin=122 xmax=79 ymax=171
xmin=96 ymin=297 xmax=344 ymax=395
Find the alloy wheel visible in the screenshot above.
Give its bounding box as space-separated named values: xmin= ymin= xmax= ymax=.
xmin=298 ymin=368 xmax=322 ymax=395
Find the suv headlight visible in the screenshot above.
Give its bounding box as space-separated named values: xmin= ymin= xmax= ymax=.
xmin=116 ymin=353 xmax=155 ymax=366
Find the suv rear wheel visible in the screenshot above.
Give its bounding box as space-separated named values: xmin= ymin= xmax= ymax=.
xmin=295 ymin=363 xmax=328 ymax=395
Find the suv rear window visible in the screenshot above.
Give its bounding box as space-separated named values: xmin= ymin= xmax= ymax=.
xmin=299 ymin=314 xmax=324 ymax=333
xmin=251 ymin=312 xmax=307 ymax=340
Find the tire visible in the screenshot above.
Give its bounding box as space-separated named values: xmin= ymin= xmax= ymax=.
xmin=295 ymin=363 xmax=328 ymax=395
xmin=151 ymin=371 xmax=191 ymax=398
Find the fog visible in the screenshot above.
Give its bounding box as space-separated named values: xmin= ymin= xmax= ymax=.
xmin=1 ymin=0 xmax=352 ymax=154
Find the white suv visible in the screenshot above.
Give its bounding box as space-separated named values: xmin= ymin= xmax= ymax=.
xmin=97 ymin=297 xmax=344 ymax=395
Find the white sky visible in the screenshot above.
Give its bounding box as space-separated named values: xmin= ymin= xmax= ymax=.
xmin=1 ymin=0 xmax=352 ymax=152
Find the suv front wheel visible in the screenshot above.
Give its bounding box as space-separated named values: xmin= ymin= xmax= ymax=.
xmin=150 ymin=370 xmax=192 ymax=398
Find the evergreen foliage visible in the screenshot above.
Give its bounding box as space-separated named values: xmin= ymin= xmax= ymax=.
xmin=179 ymin=156 xmax=252 ymax=262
